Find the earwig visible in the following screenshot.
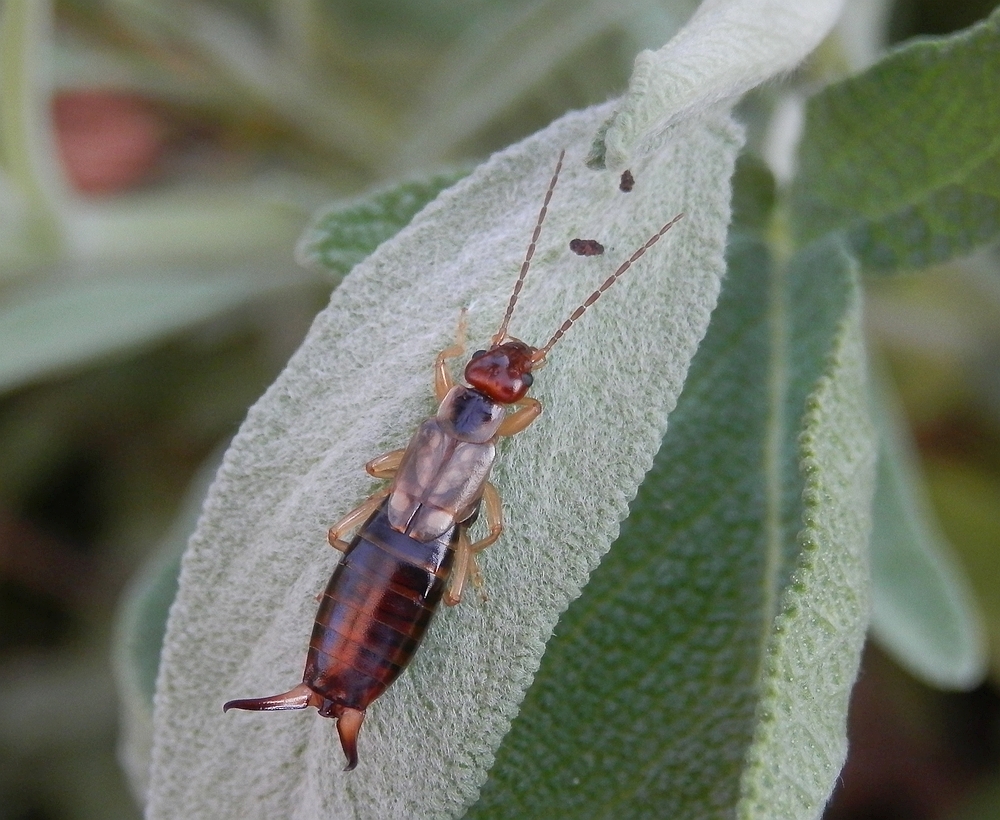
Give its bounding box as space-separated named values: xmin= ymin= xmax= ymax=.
xmin=224 ymin=150 xmax=683 ymax=770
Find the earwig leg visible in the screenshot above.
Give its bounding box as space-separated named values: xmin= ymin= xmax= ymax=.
xmin=496 ymin=397 xmax=542 ymax=437
xmin=466 ymin=482 xmax=503 ymax=554
xmin=469 ymin=554 xmax=488 ymax=603
xmin=444 ymin=527 xmax=472 ymax=606
xmin=434 ymin=308 xmax=468 ymax=401
xmin=446 ymin=483 xmax=502 ymax=605
xmin=366 ymin=448 xmax=404 ymax=479
xmin=327 ymin=488 xmax=390 ymax=552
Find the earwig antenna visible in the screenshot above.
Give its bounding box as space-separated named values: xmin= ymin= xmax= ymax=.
xmin=492 ymin=150 xmax=565 ymax=346
xmin=532 ymin=212 xmax=685 ymax=362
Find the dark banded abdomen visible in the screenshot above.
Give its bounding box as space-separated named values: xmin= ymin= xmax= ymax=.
xmin=303 ymin=498 xmax=457 ymax=713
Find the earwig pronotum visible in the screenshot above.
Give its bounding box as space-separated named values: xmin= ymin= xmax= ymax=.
xmin=223 ymin=150 xmax=683 ymax=770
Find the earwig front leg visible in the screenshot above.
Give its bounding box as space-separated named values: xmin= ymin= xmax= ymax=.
xmin=496 ymin=397 xmax=542 ymax=437
xmin=327 ymin=488 xmax=390 ymax=552
xmin=434 ymin=309 xmax=468 ymax=402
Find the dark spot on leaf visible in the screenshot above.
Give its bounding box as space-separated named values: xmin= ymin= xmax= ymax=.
xmin=569 ymin=238 xmax=605 ymax=256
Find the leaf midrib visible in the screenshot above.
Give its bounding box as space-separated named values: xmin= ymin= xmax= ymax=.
xmin=761 ymin=244 xmax=787 ymax=653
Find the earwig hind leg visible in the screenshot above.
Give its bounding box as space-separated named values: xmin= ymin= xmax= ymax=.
xmin=366 ymin=448 xmax=404 ymax=479
xmin=434 ymin=308 xmax=468 ymax=401
xmin=496 ymin=397 xmax=542 ymax=437
xmin=444 ymin=527 xmax=473 ymax=606
xmin=327 ymin=488 xmax=390 ymax=552
xmin=469 ymin=554 xmax=487 ymax=603
xmin=445 ymin=483 xmax=503 ymax=606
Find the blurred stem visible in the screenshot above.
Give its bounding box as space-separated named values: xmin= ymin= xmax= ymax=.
xmin=0 ymin=0 xmax=63 ymax=261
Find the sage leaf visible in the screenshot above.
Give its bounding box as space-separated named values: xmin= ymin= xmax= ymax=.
xmin=295 ymin=169 xmax=470 ymax=280
xmin=868 ymin=378 xmax=987 ymax=690
xmin=737 ymin=241 xmax=872 ymax=819
xmin=593 ymin=0 xmax=845 ymax=169
xmin=470 ymin=236 xmax=873 ymax=819
xmin=146 ymin=102 xmax=741 ymax=819
xmin=792 ymin=7 xmax=1000 ymax=272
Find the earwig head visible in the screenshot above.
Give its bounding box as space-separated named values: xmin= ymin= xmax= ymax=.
xmin=464 ymin=340 xmax=537 ymax=403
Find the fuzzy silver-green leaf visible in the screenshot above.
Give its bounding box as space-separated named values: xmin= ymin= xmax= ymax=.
xmin=147 ymin=102 xmax=741 ymax=819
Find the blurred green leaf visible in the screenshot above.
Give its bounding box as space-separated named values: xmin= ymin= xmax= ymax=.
xmin=923 ymin=461 xmax=1000 ymax=681
xmin=0 ymin=0 xmax=62 ymax=260
xmin=0 ymin=268 xmax=306 ymax=393
xmin=730 ymin=153 xmax=777 ymax=233
xmin=868 ymin=377 xmax=987 ymax=690
xmin=395 ymin=0 xmax=692 ymax=168
xmin=791 ymin=7 xmax=1000 ymax=271
xmin=471 ymin=235 xmax=873 ymax=819
xmin=295 ymin=168 xmax=470 ymax=279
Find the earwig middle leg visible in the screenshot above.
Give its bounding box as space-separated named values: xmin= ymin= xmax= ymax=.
xmin=434 ymin=309 xmax=468 ymax=401
xmin=327 ymin=488 xmax=390 ymax=552
xmin=326 ymin=449 xmax=405 ymax=552
xmin=466 ymin=482 xmax=503 ymax=553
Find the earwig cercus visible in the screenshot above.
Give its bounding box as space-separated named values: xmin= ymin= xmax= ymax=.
xmin=223 ymin=150 xmax=683 ymax=770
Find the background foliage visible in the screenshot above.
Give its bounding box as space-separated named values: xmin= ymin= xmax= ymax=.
xmin=1 ymin=0 xmax=999 ymax=818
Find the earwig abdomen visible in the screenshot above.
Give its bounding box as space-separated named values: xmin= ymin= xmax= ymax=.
xmin=224 ymin=499 xmax=458 ymax=770
xmin=306 ymin=500 xmax=457 ymax=710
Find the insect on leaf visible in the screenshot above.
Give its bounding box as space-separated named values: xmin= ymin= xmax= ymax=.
xmin=147 ymin=101 xmax=741 ymax=818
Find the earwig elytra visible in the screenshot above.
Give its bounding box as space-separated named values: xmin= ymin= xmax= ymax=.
xmin=223 ymin=150 xmax=683 ymax=770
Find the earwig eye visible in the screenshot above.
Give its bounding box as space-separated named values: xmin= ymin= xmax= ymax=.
xmin=470 ymin=349 xmax=487 ymax=360
xmin=521 ymin=372 xmax=533 ymax=387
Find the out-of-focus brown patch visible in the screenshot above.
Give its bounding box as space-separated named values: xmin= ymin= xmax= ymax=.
xmin=54 ymin=90 xmax=168 ymax=195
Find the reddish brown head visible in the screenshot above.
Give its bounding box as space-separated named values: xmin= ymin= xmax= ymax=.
xmin=464 ymin=340 xmax=537 ymax=404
